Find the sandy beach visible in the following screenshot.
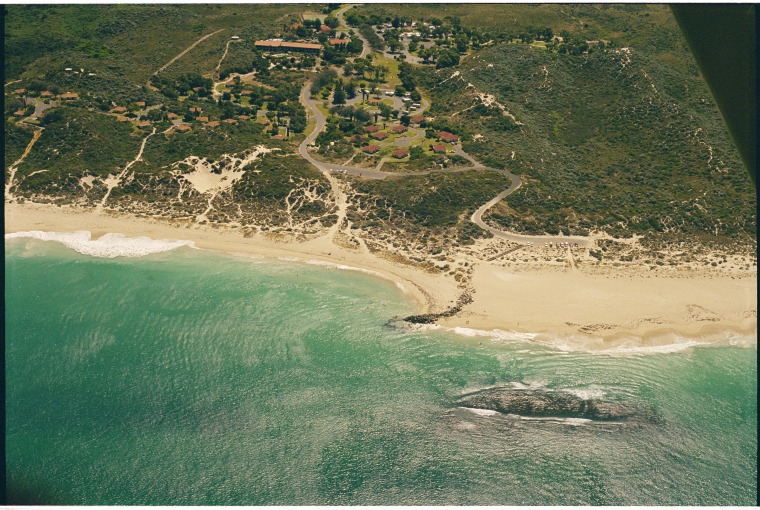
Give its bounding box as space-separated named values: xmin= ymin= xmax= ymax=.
xmin=5 ymin=202 xmax=756 ymax=351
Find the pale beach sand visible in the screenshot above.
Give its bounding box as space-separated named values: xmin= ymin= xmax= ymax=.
xmin=5 ymin=202 xmax=756 ymax=351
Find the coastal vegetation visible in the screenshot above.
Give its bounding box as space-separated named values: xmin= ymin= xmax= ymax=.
xmin=4 ymin=3 xmax=755 ymax=266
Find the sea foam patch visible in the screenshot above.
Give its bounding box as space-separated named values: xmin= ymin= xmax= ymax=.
xmin=5 ymin=231 xmax=196 ymax=258
xmin=277 ymin=256 xmax=409 ymax=293
xmin=410 ymin=323 xmax=756 ymax=355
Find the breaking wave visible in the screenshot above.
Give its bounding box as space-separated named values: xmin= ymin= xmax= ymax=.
xmin=401 ymin=323 xmax=756 ymax=354
xmin=5 ymin=231 xmax=196 ymax=258
xmin=277 ymin=256 xmax=409 ymax=293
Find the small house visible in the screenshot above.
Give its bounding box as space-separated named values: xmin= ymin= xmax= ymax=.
xmin=432 ymin=144 xmax=447 ymax=154
xmin=438 ymin=131 xmax=459 ymax=143
xmin=363 ymin=144 xmax=381 ymax=154
xmin=391 ymin=149 xmax=409 ymax=159
xmin=371 ymin=131 xmax=389 ymax=140
xmin=174 ymin=124 xmax=191 ymax=132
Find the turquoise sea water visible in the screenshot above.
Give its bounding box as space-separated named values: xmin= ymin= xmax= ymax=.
xmin=5 ymin=238 xmax=757 ymax=505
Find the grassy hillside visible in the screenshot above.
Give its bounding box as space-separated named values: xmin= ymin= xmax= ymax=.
xmin=5 ymin=4 xmax=315 ymax=83
xmin=396 ymin=11 xmax=755 ymax=248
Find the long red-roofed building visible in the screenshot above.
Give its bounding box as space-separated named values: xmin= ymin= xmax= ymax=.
xmin=255 ymin=40 xmax=322 ymax=54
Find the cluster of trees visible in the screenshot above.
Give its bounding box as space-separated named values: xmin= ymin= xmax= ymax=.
xmin=359 ymin=23 xmax=385 ymax=51
xmin=321 ymin=37 xmax=363 ymax=65
xmin=150 ymin=73 xmax=213 ymax=100
xmin=310 ymin=68 xmax=338 ymax=96
xmin=555 ymin=31 xmax=600 ymax=55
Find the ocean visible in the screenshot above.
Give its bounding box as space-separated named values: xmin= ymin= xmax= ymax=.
xmin=5 ymin=234 xmax=757 ymax=505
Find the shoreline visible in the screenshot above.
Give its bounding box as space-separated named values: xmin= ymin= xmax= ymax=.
xmin=5 ymin=202 xmax=757 ymax=350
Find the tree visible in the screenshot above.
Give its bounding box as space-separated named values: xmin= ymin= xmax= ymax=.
xmin=455 ymin=34 xmax=469 ymax=53
xmin=379 ymin=102 xmax=394 ymax=120
xmin=324 ymin=16 xmax=339 ymax=28
xmin=400 ymin=114 xmax=411 ymax=126
xmin=394 ymin=85 xmax=406 ymax=96
xmin=410 ymin=89 xmax=422 ymax=102
xmin=346 ymin=81 xmax=357 ymax=99
xmin=347 ymin=37 xmax=363 ymax=55
xmin=333 ymin=79 xmax=346 ymax=104
xmin=398 ymin=62 xmax=416 ymax=90
xmin=147 ymin=109 xmax=165 ymax=122
xmin=436 ymin=49 xmax=460 ymax=68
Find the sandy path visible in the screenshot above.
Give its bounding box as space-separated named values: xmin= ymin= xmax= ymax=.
xmin=5 ymin=127 xmax=43 ymax=201
xmin=148 ymin=29 xmax=226 ymax=85
xmin=98 ymin=128 xmax=157 ymax=212
xmin=213 ymin=39 xmax=232 ymax=81
xmin=299 ymin=82 xmax=349 ymax=239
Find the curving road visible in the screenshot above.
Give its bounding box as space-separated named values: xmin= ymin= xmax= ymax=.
xmin=298 ymin=80 xmax=594 ymax=248
xmin=334 ymin=4 xmax=371 ymax=58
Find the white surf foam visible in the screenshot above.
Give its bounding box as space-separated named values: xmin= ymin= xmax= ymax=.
xmin=416 ymin=323 xmax=755 ymax=355
xmin=277 ymin=256 xmax=409 ymax=293
xmin=5 ymin=231 xmax=196 ymax=258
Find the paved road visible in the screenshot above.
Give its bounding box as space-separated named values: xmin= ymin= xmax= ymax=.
xmin=299 ymin=80 xmax=594 ymax=248
xmin=335 ymin=4 xmax=370 ymax=58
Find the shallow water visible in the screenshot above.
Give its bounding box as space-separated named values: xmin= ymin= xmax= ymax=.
xmin=5 ymin=237 xmax=757 ymax=505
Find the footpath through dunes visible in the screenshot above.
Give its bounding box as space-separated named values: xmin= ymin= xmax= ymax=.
xmin=298 ymin=80 xmax=595 ymax=248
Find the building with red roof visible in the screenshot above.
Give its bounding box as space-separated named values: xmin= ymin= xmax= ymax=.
xmin=432 ymin=144 xmax=447 ymax=154
xmin=255 ymin=40 xmax=322 ymax=54
xmin=391 ymin=148 xmax=409 ymax=159
xmin=371 ymin=131 xmax=389 ymax=140
xmin=391 ymin=125 xmax=408 ymax=133
xmin=363 ymin=144 xmax=381 ymax=154
xmin=438 ymin=131 xmax=459 ymax=142
xmin=364 ymin=125 xmax=379 ymax=133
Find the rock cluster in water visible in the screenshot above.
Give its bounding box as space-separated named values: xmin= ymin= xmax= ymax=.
xmin=403 ymin=290 xmax=473 ymax=324
xmin=458 ymin=388 xmax=656 ymax=423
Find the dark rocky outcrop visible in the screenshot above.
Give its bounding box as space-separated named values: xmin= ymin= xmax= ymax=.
xmin=457 ymin=387 xmax=657 ymax=424
xmin=403 ymin=290 xmax=473 ymax=324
